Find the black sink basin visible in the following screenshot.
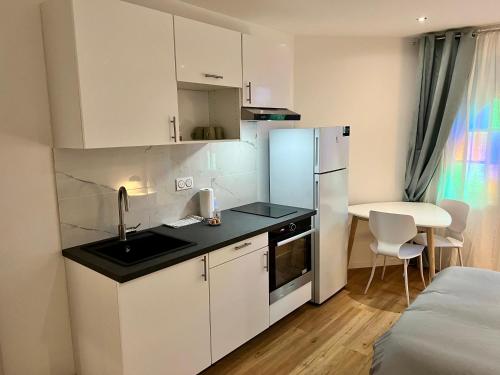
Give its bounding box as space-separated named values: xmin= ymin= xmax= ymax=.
xmin=82 ymin=231 xmax=196 ymax=266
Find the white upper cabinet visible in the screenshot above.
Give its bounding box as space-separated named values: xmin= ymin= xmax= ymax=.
xmin=174 ymin=16 xmax=243 ymax=88
xmin=242 ymin=34 xmax=293 ymax=108
xmin=41 ymin=0 xmax=179 ymax=148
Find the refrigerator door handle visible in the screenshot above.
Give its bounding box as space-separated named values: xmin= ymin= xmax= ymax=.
xmin=314 ymin=135 xmax=319 ymax=171
xmin=314 ymin=177 xmax=319 ymax=210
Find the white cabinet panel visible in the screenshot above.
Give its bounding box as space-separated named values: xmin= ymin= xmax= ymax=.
xmin=174 ymin=16 xmax=242 ymax=88
xmin=242 ymin=34 xmax=293 ymax=108
xmin=210 ymin=247 xmax=270 ymax=362
xmin=65 ymin=260 xmax=124 ymax=375
xmin=42 ymin=0 xmax=179 ymax=148
xmin=270 ymin=282 xmax=312 ymax=325
xmin=119 ymin=255 xmax=211 ymax=375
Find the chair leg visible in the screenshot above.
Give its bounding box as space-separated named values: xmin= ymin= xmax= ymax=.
xmin=364 ymin=254 xmax=378 ymax=294
xmin=381 ymin=256 xmax=387 ymax=280
xmin=439 ymin=247 xmax=442 ymax=271
xmin=418 ymin=254 xmax=426 ymax=289
xmin=403 ymin=259 xmax=410 ymax=307
xmin=457 ymin=248 xmax=464 ymax=266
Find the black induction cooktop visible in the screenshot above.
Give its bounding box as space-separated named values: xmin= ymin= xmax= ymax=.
xmin=231 ymin=202 xmax=297 ymax=218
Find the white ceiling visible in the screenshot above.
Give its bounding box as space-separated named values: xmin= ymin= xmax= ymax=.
xmin=179 ymin=0 xmax=500 ymax=37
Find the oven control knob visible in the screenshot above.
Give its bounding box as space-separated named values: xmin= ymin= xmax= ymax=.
xmin=289 ymin=223 xmax=296 ymax=232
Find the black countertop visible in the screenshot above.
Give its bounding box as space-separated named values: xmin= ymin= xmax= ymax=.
xmin=62 ymin=203 xmax=316 ymax=283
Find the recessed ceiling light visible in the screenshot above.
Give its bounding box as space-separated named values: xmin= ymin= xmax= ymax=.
xmin=416 ymin=16 xmax=428 ymax=23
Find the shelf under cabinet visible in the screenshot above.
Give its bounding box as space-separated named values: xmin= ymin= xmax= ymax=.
xmin=177 ymin=85 xmax=241 ymax=143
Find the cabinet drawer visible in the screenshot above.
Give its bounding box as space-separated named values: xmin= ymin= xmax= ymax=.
xmin=209 ymin=233 xmax=268 ymax=268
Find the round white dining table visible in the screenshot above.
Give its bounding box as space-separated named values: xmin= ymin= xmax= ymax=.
xmin=347 ymin=202 xmax=452 ymax=282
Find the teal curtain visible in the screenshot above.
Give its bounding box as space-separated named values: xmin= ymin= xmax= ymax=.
xmin=404 ymin=30 xmax=476 ymax=202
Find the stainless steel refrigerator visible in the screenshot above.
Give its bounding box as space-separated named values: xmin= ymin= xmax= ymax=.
xmin=269 ymin=126 xmax=349 ymax=304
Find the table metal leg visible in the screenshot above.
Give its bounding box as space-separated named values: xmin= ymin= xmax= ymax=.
xmin=426 ymin=227 xmax=436 ymax=282
xmin=347 ymin=216 xmax=359 ymax=266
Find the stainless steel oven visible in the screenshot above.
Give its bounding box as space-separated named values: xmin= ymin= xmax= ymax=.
xmin=269 ymin=218 xmax=313 ymax=304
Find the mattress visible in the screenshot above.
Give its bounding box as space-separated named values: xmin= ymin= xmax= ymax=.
xmin=371 ymin=266 xmax=500 ymax=375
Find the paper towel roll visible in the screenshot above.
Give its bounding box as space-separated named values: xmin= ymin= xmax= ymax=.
xmin=199 ymin=188 xmax=215 ymax=218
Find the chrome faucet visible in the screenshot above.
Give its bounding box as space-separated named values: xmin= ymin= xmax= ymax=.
xmin=118 ymin=186 xmax=129 ymax=241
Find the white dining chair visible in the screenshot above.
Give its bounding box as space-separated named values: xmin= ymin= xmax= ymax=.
xmin=414 ymin=199 xmax=469 ymax=270
xmin=364 ymin=211 xmax=426 ymax=306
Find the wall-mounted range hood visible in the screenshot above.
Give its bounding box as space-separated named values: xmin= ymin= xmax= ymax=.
xmin=241 ymin=107 xmax=301 ymax=121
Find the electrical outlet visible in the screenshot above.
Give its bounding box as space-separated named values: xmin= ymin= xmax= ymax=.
xmin=175 ymin=176 xmax=194 ymax=191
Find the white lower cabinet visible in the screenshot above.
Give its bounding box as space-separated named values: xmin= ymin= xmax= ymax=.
xmin=66 ymin=255 xmax=211 ymax=375
xmin=66 ymin=239 xmax=271 ymax=374
xmin=119 ymin=254 xmax=211 ymax=375
xmin=209 ymin=247 xmax=270 ymax=362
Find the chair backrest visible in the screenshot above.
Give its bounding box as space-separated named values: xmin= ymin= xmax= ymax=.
xmin=439 ymin=199 xmax=470 ymax=237
xmin=369 ymin=210 xmax=417 ymax=257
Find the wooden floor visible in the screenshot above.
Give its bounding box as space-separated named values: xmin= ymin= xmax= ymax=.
xmin=203 ymin=265 xmax=427 ymax=375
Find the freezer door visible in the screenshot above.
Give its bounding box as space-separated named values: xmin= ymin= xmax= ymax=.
xmin=270 ymin=128 xmax=315 ymax=209
xmin=313 ymin=169 xmax=348 ymax=304
xmin=314 ymin=127 xmax=349 ymax=174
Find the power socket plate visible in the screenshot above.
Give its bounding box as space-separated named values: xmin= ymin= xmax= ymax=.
xmin=175 ymin=176 xmax=194 ymax=191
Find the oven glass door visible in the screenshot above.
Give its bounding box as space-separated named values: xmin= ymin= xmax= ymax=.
xmin=270 ymin=233 xmax=312 ymax=292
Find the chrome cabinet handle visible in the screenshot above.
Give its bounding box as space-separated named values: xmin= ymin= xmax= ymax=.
xmin=204 ymin=73 xmax=224 ymax=79
xmin=170 ymin=116 xmax=177 ymax=142
xmin=201 ymin=256 xmax=208 ymax=281
xmin=264 ymin=251 xmax=269 ymax=272
xmin=276 ymin=229 xmax=315 ymax=248
xmin=246 ymin=82 xmax=252 ymax=103
xmin=234 ymin=242 xmax=251 ymax=250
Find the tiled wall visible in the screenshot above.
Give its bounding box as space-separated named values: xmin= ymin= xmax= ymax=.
xmin=54 ymin=123 xmax=259 ymax=248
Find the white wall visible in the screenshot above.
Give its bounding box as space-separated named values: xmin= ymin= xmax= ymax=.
xmin=0 ymin=1 xmax=75 ymax=374
xmin=294 ymin=36 xmax=419 ymax=268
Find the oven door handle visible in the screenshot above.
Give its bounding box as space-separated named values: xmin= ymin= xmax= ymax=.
xmin=276 ymin=229 xmax=315 ymax=248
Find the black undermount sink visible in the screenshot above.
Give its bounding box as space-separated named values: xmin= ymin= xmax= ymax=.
xmin=82 ymin=231 xmax=196 ymax=266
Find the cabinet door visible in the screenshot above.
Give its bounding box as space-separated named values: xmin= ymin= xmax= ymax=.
xmin=210 ymin=247 xmax=270 ymax=362
xmin=242 ymin=34 xmax=293 ymax=108
xmin=174 ymin=16 xmax=242 ymax=88
xmin=119 ymin=255 xmax=211 ymax=375
xmin=73 ymin=0 xmax=178 ymax=148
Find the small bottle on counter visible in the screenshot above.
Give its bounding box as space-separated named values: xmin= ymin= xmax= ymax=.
xmin=208 ymin=200 xmax=222 ymax=226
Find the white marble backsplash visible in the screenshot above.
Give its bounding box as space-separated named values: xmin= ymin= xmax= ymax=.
xmin=55 ymin=123 xmax=259 ymax=248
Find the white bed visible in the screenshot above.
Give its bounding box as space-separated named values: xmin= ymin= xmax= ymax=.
xmin=371 ymin=266 xmax=500 ymax=375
